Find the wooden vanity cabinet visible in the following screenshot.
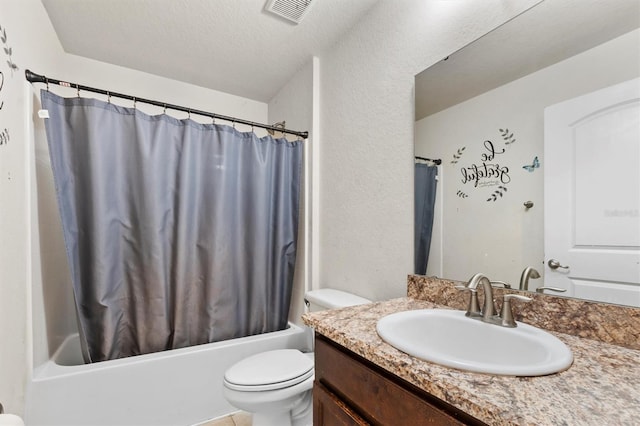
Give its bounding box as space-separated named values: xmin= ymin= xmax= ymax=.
xmin=313 ymin=335 xmax=486 ymax=426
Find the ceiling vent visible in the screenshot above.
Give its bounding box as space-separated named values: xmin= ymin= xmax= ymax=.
xmin=264 ymin=0 xmax=314 ymax=24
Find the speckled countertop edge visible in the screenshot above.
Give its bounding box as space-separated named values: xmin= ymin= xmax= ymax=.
xmin=303 ymin=298 xmax=640 ymax=426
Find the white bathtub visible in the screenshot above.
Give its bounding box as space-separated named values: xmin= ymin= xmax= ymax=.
xmin=25 ymin=323 xmax=309 ymax=426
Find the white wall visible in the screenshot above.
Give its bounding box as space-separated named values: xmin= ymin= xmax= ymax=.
xmin=0 ymin=0 xmax=63 ymax=415
xmin=1 ymin=0 xmax=269 ymax=416
xmin=316 ymin=0 xmax=542 ymax=301
xmin=415 ymin=28 xmax=640 ymax=286
xmin=268 ymin=59 xmax=315 ymax=327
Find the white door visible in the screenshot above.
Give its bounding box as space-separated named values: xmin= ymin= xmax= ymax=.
xmin=544 ymin=78 xmax=640 ymax=307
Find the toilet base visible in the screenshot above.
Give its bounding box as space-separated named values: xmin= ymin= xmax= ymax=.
xmin=223 ymin=379 xmax=313 ymax=426
xmin=291 ymin=390 xmax=313 ymax=426
xmin=252 ymin=411 xmax=292 ymax=426
xmin=246 ymin=389 xmax=311 ymax=426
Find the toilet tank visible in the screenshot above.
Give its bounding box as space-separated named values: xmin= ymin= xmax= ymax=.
xmin=304 ymin=288 xmax=371 ymax=312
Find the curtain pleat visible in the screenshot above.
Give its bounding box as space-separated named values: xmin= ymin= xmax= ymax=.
xmin=414 ymin=164 xmax=438 ymax=275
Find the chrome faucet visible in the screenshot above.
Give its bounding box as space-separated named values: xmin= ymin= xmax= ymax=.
xmin=519 ymin=267 xmax=540 ymax=291
xmin=465 ymin=273 xmax=497 ymax=321
xmin=458 ymin=273 xmax=531 ymax=327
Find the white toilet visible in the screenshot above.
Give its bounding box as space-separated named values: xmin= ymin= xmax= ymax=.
xmin=222 ymin=288 xmax=371 ymax=426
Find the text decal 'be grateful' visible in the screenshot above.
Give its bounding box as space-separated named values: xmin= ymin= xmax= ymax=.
xmin=451 ymin=128 xmax=517 ymax=202
xmin=460 ymin=140 xmax=510 ymax=188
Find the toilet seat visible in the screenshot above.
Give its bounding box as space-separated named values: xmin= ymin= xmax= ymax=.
xmin=223 ymin=349 xmax=314 ymax=392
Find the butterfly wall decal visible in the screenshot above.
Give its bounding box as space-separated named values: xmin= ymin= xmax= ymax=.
xmin=523 ymin=156 xmax=540 ymax=172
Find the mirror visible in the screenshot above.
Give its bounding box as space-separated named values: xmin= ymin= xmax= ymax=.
xmin=414 ymin=0 xmax=640 ymax=306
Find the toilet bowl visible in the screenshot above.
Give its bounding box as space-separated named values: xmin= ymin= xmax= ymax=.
xmin=222 ymin=288 xmax=371 ymax=426
xmin=223 ymin=349 xmax=314 ymax=426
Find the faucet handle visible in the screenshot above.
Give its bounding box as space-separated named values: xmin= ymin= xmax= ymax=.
xmin=455 ymin=285 xmax=481 ymax=317
xmin=499 ymin=294 xmax=532 ymax=327
xmin=490 ymin=280 xmax=512 ymax=289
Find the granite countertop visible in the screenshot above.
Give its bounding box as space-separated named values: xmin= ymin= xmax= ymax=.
xmin=302 ymin=297 xmax=640 ymax=426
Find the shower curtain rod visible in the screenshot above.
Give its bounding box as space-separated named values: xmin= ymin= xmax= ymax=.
xmin=415 ymin=156 xmax=442 ymax=165
xmin=25 ymin=69 xmax=309 ymax=139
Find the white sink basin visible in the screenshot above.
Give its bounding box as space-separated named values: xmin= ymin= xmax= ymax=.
xmin=376 ymin=309 xmax=573 ymax=376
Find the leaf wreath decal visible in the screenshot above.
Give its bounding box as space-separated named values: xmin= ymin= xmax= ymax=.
xmin=500 ymin=128 xmax=516 ymax=146
xmin=486 ymin=185 xmax=508 ymax=202
xmin=450 ymin=146 xmax=466 ymax=164
xmin=0 ymin=25 xmax=18 ymax=75
xmin=456 ymin=190 xmax=469 ymax=199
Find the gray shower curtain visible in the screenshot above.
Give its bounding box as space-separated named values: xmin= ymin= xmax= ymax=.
xmin=414 ymin=164 xmax=438 ymax=275
xmin=41 ymin=90 xmax=303 ymax=362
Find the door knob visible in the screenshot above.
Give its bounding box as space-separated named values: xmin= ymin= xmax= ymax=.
xmin=547 ymin=259 xmax=569 ymax=270
xmin=536 ymin=286 xmax=567 ymax=293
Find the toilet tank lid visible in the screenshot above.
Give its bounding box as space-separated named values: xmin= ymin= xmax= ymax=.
xmin=304 ymin=288 xmax=371 ymax=309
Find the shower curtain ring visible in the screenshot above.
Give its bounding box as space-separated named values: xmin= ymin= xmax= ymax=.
xmin=107 ymin=91 xmax=111 ymax=103
xmin=76 ymin=83 xmax=80 ymax=97
xmin=163 ymin=104 xmax=167 ymax=114
xmin=133 ymin=97 xmax=137 ymax=109
xmin=45 ymin=77 xmax=49 ymax=91
xmin=188 ymin=109 xmax=191 ymax=119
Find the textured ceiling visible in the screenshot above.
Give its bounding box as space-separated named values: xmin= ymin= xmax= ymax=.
xmin=41 ymin=0 xmax=381 ymax=102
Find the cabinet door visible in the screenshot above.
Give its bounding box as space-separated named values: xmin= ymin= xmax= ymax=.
xmin=315 ymin=336 xmax=484 ymax=426
xmin=314 ymin=382 xmax=370 ymax=426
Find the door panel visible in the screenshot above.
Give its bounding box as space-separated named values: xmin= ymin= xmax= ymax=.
xmin=544 ymin=78 xmax=640 ymax=307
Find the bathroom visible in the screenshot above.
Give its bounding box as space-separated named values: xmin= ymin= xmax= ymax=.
xmin=1 ymin=0 xmax=638 ymax=425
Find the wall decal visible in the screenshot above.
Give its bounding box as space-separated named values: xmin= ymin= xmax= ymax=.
xmin=0 ymin=25 xmax=19 ymax=76
xmin=487 ymin=185 xmax=508 ymax=202
xmin=450 ymin=146 xmax=466 ymax=164
xmin=460 ymin=140 xmax=511 ymax=188
xmin=0 ymin=22 xmax=18 ymax=153
xmin=453 ymin=128 xmax=518 ymax=202
xmin=522 ymin=156 xmax=540 ymax=172
xmin=500 ymin=128 xmax=516 ymax=146
xmin=0 ymin=128 xmax=8 ymax=146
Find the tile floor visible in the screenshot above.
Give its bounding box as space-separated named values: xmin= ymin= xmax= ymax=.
xmin=200 ymin=411 xmax=252 ymax=426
